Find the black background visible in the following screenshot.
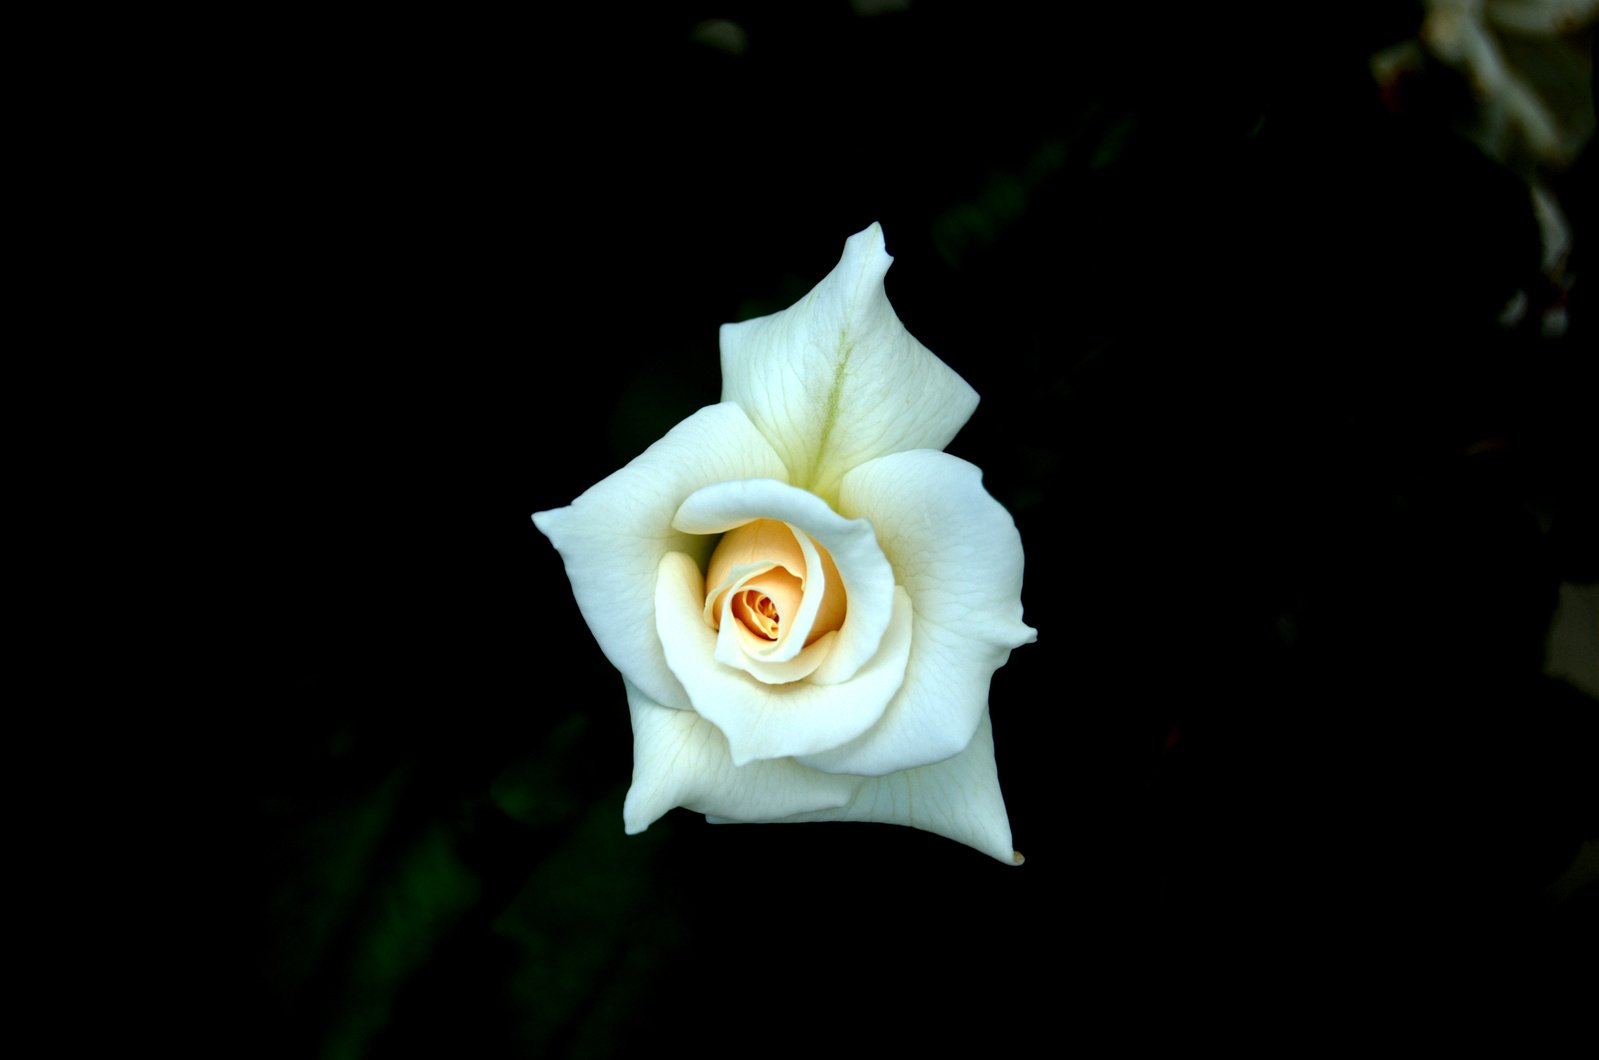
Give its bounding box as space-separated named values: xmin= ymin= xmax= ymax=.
xmin=232 ymin=3 xmax=1595 ymax=1054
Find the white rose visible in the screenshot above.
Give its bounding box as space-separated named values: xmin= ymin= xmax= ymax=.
xmin=533 ymin=223 xmax=1035 ymax=863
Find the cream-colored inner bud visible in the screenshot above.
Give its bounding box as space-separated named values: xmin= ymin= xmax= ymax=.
xmin=731 ymin=587 xmax=785 ymax=640
xmin=704 ymin=519 xmax=846 ymax=648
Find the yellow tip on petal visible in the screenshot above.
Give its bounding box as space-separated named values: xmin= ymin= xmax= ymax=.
xmin=1011 ymin=850 xmax=1025 ymax=866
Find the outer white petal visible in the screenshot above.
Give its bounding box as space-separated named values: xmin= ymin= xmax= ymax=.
xmin=621 ymin=678 xmax=860 ymax=835
xmin=718 ymin=223 xmax=980 ymax=504
xmin=533 ymin=403 xmax=788 ymax=711
xmin=673 ymin=478 xmax=896 ymax=687
xmin=655 ymin=552 xmax=914 ymax=765
xmin=713 ymin=711 xmax=1021 ymax=865
xmin=798 ymin=449 xmax=1036 ymax=777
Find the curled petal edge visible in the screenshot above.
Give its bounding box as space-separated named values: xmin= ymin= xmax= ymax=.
xmin=621 ymin=678 xmax=861 ymax=835
xmin=533 ymin=403 xmax=790 ymax=711
xmin=673 ymin=478 xmax=896 ymax=688
xmin=656 ymin=551 xmax=914 ymax=765
xmin=799 ymin=449 xmax=1036 ymax=777
xmin=709 ymin=710 xmax=1022 ymax=865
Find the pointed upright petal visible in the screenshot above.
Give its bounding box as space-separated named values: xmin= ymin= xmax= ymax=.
xmin=719 ymin=223 xmax=979 ymax=504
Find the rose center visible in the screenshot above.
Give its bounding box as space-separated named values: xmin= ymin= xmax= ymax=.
xmin=732 ymin=588 xmax=783 ymax=640
xmin=703 ymin=518 xmax=847 ymax=648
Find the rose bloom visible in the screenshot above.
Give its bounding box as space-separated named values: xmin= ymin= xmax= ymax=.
xmin=534 ymin=224 xmax=1034 ymax=863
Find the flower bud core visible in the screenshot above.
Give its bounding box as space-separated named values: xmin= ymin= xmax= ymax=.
xmin=704 ymin=518 xmax=847 ymax=650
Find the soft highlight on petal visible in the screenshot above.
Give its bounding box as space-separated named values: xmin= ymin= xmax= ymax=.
xmin=704 ymin=520 xmax=806 ymax=618
xmin=798 ymin=449 xmax=1036 ymax=777
xmin=703 ymin=520 xmax=842 ymax=665
xmin=533 ymin=403 xmax=789 ymax=711
xmin=674 ymin=478 xmax=895 ymax=688
xmin=621 ymin=679 xmax=860 ymax=835
xmin=655 ymin=552 xmax=914 ymax=765
xmin=715 ymin=711 xmax=1020 ymax=864
xmin=711 ymin=560 xmax=837 ymax=685
xmin=718 ymin=223 xmax=980 ymax=505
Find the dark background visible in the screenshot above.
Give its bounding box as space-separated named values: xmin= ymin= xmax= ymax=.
xmin=234 ymin=3 xmax=1595 ymax=1054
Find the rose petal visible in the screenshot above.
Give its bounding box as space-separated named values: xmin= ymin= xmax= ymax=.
xmin=796 ymin=449 xmax=1036 ymax=777
xmin=533 ymin=403 xmax=789 ymax=711
xmin=673 ymin=478 xmax=895 ymax=687
xmin=727 ymin=566 xmax=805 ymax=646
xmin=704 ymin=520 xmax=807 ymax=624
xmin=712 ymin=560 xmax=837 ymax=685
xmin=711 ymin=710 xmax=1021 ymax=865
xmin=718 ymin=223 xmax=980 ymax=506
xmin=716 ymin=624 xmax=838 ymax=685
xmin=704 ymin=523 xmax=820 ymax=665
xmin=655 ymin=551 xmax=914 ymax=765
xmin=621 ymin=678 xmax=861 ymax=835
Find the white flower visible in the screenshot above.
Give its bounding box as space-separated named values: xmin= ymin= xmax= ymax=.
xmin=533 ymin=224 xmax=1035 ymax=863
